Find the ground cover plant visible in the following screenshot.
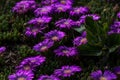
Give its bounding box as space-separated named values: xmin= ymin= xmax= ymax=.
xmin=1 ymin=0 xmax=120 ymax=80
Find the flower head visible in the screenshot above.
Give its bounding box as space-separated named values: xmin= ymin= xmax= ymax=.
xmin=16 ymin=55 xmax=46 ymax=71
xmin=55 ymin=19 xmax=74 ymax=29
xmin=12 ymin=1 xmax=36 ymax=14
xmin=70 ymin=6 xmax=89 ymax=16
xmin=117 ymin=12 xmax=120 ymax=18
xmin=34 ymin=6 xmax=53 ymax=17
xmin=54 ymin=46 xmax=78 ymax=57
xmin=25 ymin=26 xmax=45 ymax=37
xmin=108 ymin=21 xmax=120 ymax=34
xmin=8 ymin=70 xmax=34 ymax=80
xmin=53 ymin=4 xmax=71 ymax=13
xmin=73 ymin=31 xmax=87 ymax=46
xmin=54 ymin=65 xmax=82 ymax=77
xmin=44 ymin=30 xmax=65 ymax=41
xmin=90 ymin=70 xmax=117 ymax=80
xmin=0 ymin=46 xmax=6 ymax=54
xmin=27 ymin=16 xmax=52 ymax=26
xmin=38 ymin=75 xmax=60 ymax=80
xmin=33 ymin=39 xmax=54 ymax=52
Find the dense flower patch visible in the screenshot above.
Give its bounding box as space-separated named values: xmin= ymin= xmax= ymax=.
xmin=1 ymin=0 xmax=120 ymax=80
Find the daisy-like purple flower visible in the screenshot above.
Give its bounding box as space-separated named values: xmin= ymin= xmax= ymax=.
xmin=25 ymin=26 xmax=45 ymax=37
xmin=80 ymin=14 xmax=100 ymax=24
xmin=117 ymin=12 xmax=120 ymax=18
xmin=44 ymin=30 xmax=65 ymax=41
xmin=54 ymin=65 xmax=82 ymax=77
xmin=33 ymin=39 xmax=54 ymax=52
xmin=108 ymin=21 xmax=120 ymax=34
xmin=54 ymin=46 xmax=78 ymax=57
xmin=113 ymin=66 xmax=120 ymax=75
xmin=73 ymin=31 xmax=87 ymax=46
xmin=34 ymin=6 xmax=53 ymax=17
xmin=53 ymin=4 xmax=71 ymax=13
xmin=70 ymin=6 xmax=89 ymax=16
xmin=38 ymin=75 xmax=60 ymax=80
xmin=16 ymin=55 xmax=46 ymax=71
xmin=12 ymin=1 xmax=36 ymax=14
xmin=90 ymin=70 xmax=117 ymax=80
xmin=0 ymin=46 xmax=6 ymax=54
xmin=8 ymin=70 xmax=34 ymax=80
xmin=55 ymin=19 xmax=74 ymax=29
xmin=27 ymin=16 xmax=52 ymax=26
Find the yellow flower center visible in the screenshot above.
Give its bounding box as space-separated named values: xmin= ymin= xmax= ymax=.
xmin=32 ymin=28 xmax=38 ymax=32
xmin=64 ymin=22 xmax=69 ymax=25
xmin=117 ymin=72 xmax=120 ymax=74
xmin=100 ymin=77 xmax=107 ymax=80
xmin=80 ymin=38 xmax=87 ymax=44
xmin=41 ymin=8 xmax=47 ymax=12
xmin=75 ymin=9 xmax=80 ymax=13
xmin=37 ymin=19 xmax=43 ymax=23
xmin=52 ymin=36 xmax=58 ymax=41
xmin=60 ymin=0 xmax=66 ymax=4
xmin=64 ymin=69 xmax=71 ymax=74
xmin=17 ymin=77 xmax=26 ymax=80
xmin=24 ymin=65 xmax=31 ymax=71
xmin=40 ymin=46 xmax=47 ymax=52
xmin=62 ymin=50 xmax=69 ymax=54
xmin=57 ymin=7 xmax=63 ymax=11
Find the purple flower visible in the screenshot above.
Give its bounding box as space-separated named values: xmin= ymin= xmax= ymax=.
xmin=55 ymin=19 xmax=74 ymax=29
xmin=53 ymin=4 xmax=71 ymax=13
xmin=8 ymin=70 xmax=34 ymax=80
xmin=80 ymin=14 xmax=100 ymax=24
xmin=54 ymin=65 xmax=82 ymax=77
xmin=70 ymin=6 xmax=89 ymax=16
xmin=12 ymin=1 xmax=36 ymax=14
xmin=117 ymin=12 xmax=120 ymax=18
xmin=73 ymin=31 xmax=87 ymax=46
xmin=0 ymin=46 xmax=6 ymax=54
xmin=33 ymin=39 xmax=54 ymax=52
xmin=16 ymin=55 xmax=46 ymax=71
xmin=108 ymin=21 xmax=120 ymax=34
xmin=34 ymin=6 xmax=53 ymax=17
xmin=90 ymin=70 xmax=117 ymax=80
xmin=27 ymin=16 xmax=52 ymax=26
xmin=44 ymin=30 xmax=65 ymax=41
xmin=38 ymin=75 xmax=60 ymax=80
xmin=113 ymin=66 xmax=120 ymax=75
xmin=54 ymin=46 xmax=78 ymax=57
xmin=41 ymin=0 xmax=58 ymax=6
xmin=25 ymin=26 xmax=45 ymax=37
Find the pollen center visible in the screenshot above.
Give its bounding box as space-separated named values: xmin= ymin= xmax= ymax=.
xmin=61 ymin=0 xmax=66 ymax=4
xmin=62 ymin=50 xmax=69 ymax=54
xmin=80 ymin=38 xmax=87 ymax=44
xmin=40 ymin=46 xmax=47 ymax=52
xmin=64 ymin=69 xmax=71 ymax=74
xmin=24 ymin=65 xmax=31 ymax=70
xmin=100 ymin=77 xmax=107 ymax=80
xmin=52 ymin=36 xmax=58 ymax=41
xmin=17 ymin=77 xmax=26 ymax=80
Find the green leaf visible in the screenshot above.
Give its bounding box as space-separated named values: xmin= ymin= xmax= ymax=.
xmin=73 ymin=25 xmax=86 ymax=33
